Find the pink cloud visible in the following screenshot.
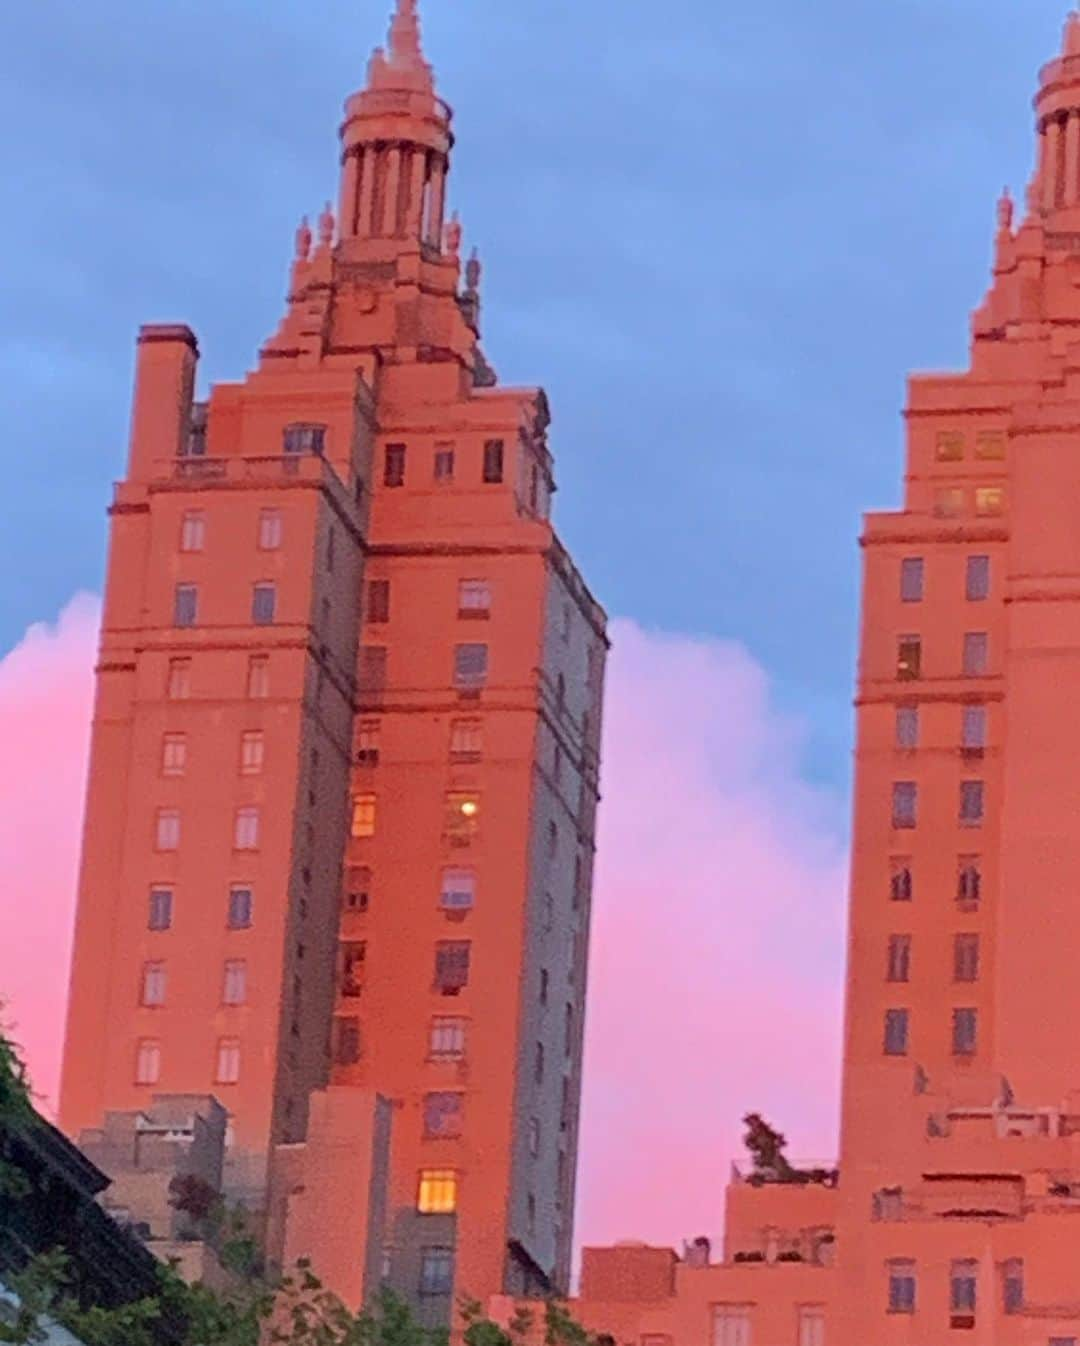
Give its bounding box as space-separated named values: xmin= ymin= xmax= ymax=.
xmin=0 ymin=594 xmax=100 ymax=1113
xmin=575 ymin=619 xmax=848 ymax=1253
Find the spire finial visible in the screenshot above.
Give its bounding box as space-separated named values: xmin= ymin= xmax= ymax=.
xmin=997 ymin=187 xmax=1014 ymax=234
xmin=1065 ymin=7 xmax=1080 ymax=56
xmin=295 ymin=215 xmax=313 ymax=262
xmin=389 ymin=0 xmax=424 ymax=68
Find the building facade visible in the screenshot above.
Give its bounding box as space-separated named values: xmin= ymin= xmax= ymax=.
xmin=58 ymin=0 xmax=606 ymax=1320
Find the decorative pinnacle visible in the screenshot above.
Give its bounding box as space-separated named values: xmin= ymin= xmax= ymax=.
xmin=389 ymin=0 xmax=424 ymax=68
xmin=1065 ymin=7 xmax=1080 ymax=57
xmin=997 ymin=187 xmax=1014 ymax=234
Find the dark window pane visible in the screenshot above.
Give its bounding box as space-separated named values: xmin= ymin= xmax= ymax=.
xmin=482 ymin=439 xmax=504 ymax=484
xmin=384 ymin=444 xmax=406 ymax=487
xmin=884 ymin=1009 xmax=909 ymax=1055
xmin=252 ymin=583 xmax=276 ymax=625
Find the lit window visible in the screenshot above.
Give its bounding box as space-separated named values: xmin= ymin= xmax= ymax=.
xmin=162 ymin=733 xmax=187 ymax=776
xmin=897 ymin=635 xmax=921 ymax=680
xmin=953 ymin=1008 xmax=978 ymax=1056
xmin=434 ymin=446 xmax=455 ymax=483
xmin=933 ymin=487 xmax=964 ymax=518
xmin=959 ymin=781 xmax=984 ymax=826
xmin=366 ymin=579 xmax=391 ymax=624
xmin=975 ymin=487 xmax=1004 ymax=516
xmin=899 ymin=557 xmax=924 ymax=602
xmin=954 ymin=934 xmax=980 ymax=983
xmin=174 ymin=584 xmax=198 ymax=628
xmin=886 ymin=935 xmax=911 ymax=983
xmin=963 ymin=632 xmax=989 ymax=676
xmin=440 ymin=869 xmax=476 ymax=912
xmin=884 ymin=1009 xmax=909 ymax=1056
xmin=140 ymin=962 xmax=167 ymax=1006
xmin=454 ymin=643 xmax=489 ymax=689
xmin=228 ymin=887 xmax=253 ymax=929
xmin=889 ymin=859 xmax=912 ymax=902
xmin=247 ymin=656 xmax=270 ymax=699
xmin=384 ymin=443 xmax=406 ymax=487
xmin=135 ymin=1039 xmax=161 ymax=1085
xmin=252 ymin=583 xmax=276 ymax=625
xmin=1002 ymin=1259 xmax=1023 ymax=1315
xmin=215 ymin=1037 xmax=241 ymax=1084
xmin=423 ymin=1091 xmax=464 ymax=1139
xmin=975 ymin=430 xmax=1006 ymax=461
xmin=156 ymin=809 xmax=181 ymax=851
xmin=234 ymin=806 xmax=260 ymax=850
xmin=449 ymin=718 xmax=483 ymax=761
xmin=962 ymin=705 xmax=986 ymax=751
xmin=258 ymin=509 xmax=283 ymax=550
xmin=167 ymin=658 xmax=191 ymax=700
xmin=458 ymin=579 xmax=491 ymax=619
xmin=966 ymin=555 xmax=990 ymax=601
xmin=957 ymin=857 xmax=981 ymax=906
xmin=419 ymin=1247 xmax=454 ymax=1296
xmin=935 ymin=430 xmax=964 ymax=462
xmin=434 ymin=941 xmax=470 ymax=994
xmin=352 ymin=793 xmax=377 ymax=838
xmin=482 ymin=439 xmax=504 ymax=484
xmin=429 ymin=1017 xmax=467 ymax=1060
xmin=283 ymin=423 xmax=326 ymax=456
xmin=892 ymin=782 xmax=917 ymax=829
xmin=712 ymin=1306 xmax=751 ymax=1346
xmin=339 ymin=941 xmax=366 ymax=997
xmin=896 ymin=706 xmax=919 ymax=749
xmin=222 ymin=960 xmax=247 ymax=1006
xmin=148 ymin=888 xmax=173 ymax=931
xmin=444 ymin=792 xmax=480 ymax=840
xmin=180 ymin=511 xmax=206 ymax=552
xmin=887 ymin=1259 xmax=916 ymax=1312
xmin=239 ymin=731 xmax=264 ymax=775
xmin=334 ymin=1017 xmax=361 ymax=1066
xmin=356 ymin=720 xmax=380 ymax=767
xmin=417 ymin=1169 xmax=458 ymax=1214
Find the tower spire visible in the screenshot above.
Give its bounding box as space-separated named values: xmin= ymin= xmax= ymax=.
xmin=388 ymin=0 xmax=424 ymax=69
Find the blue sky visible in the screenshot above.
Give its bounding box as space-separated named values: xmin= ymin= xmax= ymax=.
xmin=0 ymin=0 xmax=1066 ymax=794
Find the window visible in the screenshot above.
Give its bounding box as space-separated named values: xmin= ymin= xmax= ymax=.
xmin=440 ymin=869 xmax=476 ymax=912
xmin=534 ymin=1042 xmax=545 ymax=1084
xmin=896 ymin=635 xmax=921 ymax=680
xmin=429 ymin=1017 xmax=466 ymax=1059
xmin=962 ymin=705 xmax=987 ymax=752
xmin=526 ymin=1192 xmax=536 ymax=1234
xmin=444 ymin=792 xmax=480 ymax=841
xmin=215 ymin=1037 xmax=241 ymax=1084
xmin=419 ymin=1247 xmax=454 ymax=1296
xmin=434 ymin=445 xmax=456 ymax=484
xmin=454 ymin=643 xmax=489 ymax=689
xmin=247 ymin=656 xmax=270 ymax=699
xmin=345 ymin=867 xmax=371 ymax=914
xmin=953 ymin=1008 xmax=978 ymax=1056
xmin=963 ymin=632 xmax=989 ymax=676
xmin=140 ymin=962 xmax=166 ymax=1007
xmin=892 ymin=782 xmax=917 ymax=829
xmin=935 ymin=430 xmax=964 ymax=462
xmin=222 ymin=960 xmax=247 ymax=1006
xmin=234 ymin=807 xmax=259 ymax=850
xmin=435 ymin=941 xmax=471 ymax=994
xmin=252 ymin=583 xmax=276 ymax=625
xmin=356 ymin=721 xmax=380 ymax=767
xmin=539 ymin=968 xmax=550 ymax=1006
xmin=148 ymin=888 xmax=173 ymax=931
xmin=228 ymin=887 xmax=254 ymax=930
xmin=966 ymin=555 xmax=990 ymax=601
xmin=167 ymin=658 xmax=191 ymax=700
xmin=283 ymin=423 xmax=326 ymax=456
xmin=384 ymin=443 xmax=406 ymax=487
xmin=954 ymin=934 xmax=980 ymax=983
xmin=482 ymin=439 xmax=504 ymax=483
xmin=340 ymin=942 xmax=366 ymax=997
xmin=156 ymin=808 xmax=180 ymax=851
xmin=449 ymin=718 xmax=483 ymax=761
xmin=873 ymin=1187 xmax=903 ymax=1220
xmin=889 ymin=859 xmax=913 ymax=902
xmin=951 ymin=1259 xmax=977 ymax=1318
xmin=258 ymin=509 xmax=283 ymax=550
xmin=334 ymin=1017 xmax=361 ymax=1066
xmin=180 ymin=511 xmax=206 ymax=552
xmin=797 ymin=1308 xmax=825 ymax=1346
xmin=135 ymin=1039 xmax=161 ymax=1085
xmin=957 ymin=858 xmax=981 ymax=906
xmin=240 ymin=731 xmax=264 ymax=775
xmin=886 ymin=935 xmax=911 ymax=983
xmin=975 ymin=486 xmax=1004 ymax=516
xmin=959 ymin=781 xmax=985 ymax=827
xmin=174 ymin=584 xmax=198 ymax=627
xmin=934 ymin=487 xmax=964 ymax=518
xmin=360 ymin=646 xmax=388 ymax=697
xmin=423 ymin=1092 xmax=464 ymax=1138
xmin=366 ymin=579 xmax=391 ymax=624
xmin=884 ymin=1009 xmax=909 ymax=1056
xmin=161 ymin=734 xmax=187 ymax=776
xmin=888 ymin=1260 xmax=916 ymax=1313
xmin=1002 ymin=1259 xmax=1023 ymax=1314
xmin=976 ymin=430 xmax=1006 ymax=461
xmin=896 ymin=706 xmax=919 ymax=749
xmin=352 ymin=793 xmax=377 ymax=838
xmin=417 ymin=1169 xmax=458 ymax=1214
xmin=900 ymin=557 xmax=924 ymax=602
xmin=458 ymin=579 xmax=491 ymax=619
xmin=564 ymin=1003 xmax=574 ymax=1055
xmin=712 ymin=1306 xmax=751 ymax=1346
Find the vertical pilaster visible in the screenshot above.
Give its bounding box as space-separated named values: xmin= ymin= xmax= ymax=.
xmin=382 ymin=146 xmax=402 ymax=237
xmin=357 ymin=148 xmax=377 ymax=239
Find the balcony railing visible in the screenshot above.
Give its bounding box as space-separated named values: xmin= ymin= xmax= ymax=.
xmin=160 ymin=453 xmax=357 ymax=512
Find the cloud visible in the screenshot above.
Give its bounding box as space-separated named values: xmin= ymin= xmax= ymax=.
xmin=0 ymin=594 xmax=100 ymax=1112
xmin=575 ymin=618 xmax=848 ymax=1253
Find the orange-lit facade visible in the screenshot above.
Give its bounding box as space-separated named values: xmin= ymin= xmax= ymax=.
xmin=59 ymin=0 xmax=606 ymax=1320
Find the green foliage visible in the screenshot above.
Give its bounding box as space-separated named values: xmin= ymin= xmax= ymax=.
xmin=0 ymin=1014 xmax=33 ymax=1201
